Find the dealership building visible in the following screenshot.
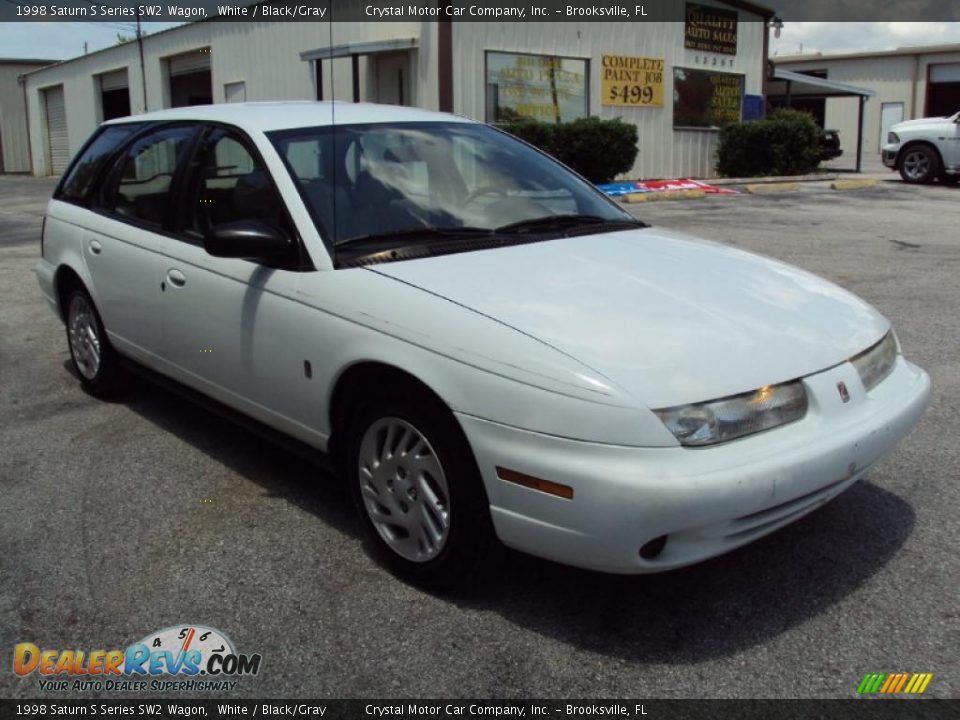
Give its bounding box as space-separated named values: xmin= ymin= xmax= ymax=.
xmin=773 ymin=43 xmax=960 ymax=159
xmin=15 ymin=1 xmax=775 ymax=179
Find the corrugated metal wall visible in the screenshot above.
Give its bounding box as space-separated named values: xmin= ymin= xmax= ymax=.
xmin=0 ymin=62 xmax=53 ymax=173
xmin=452 ymin=17 xmax=766 ymax=179
xmin=24 ymin=17 xmax=432 ymax=176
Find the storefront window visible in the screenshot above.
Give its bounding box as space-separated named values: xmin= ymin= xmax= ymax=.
xmin=485 ymin=51 xmax=589 ymax=124
xmin=673 ymin=67 xmax=744 ymax=129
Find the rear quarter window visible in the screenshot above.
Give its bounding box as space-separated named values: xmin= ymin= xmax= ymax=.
xmin=56 ymin=124 xmax=139 ymax=204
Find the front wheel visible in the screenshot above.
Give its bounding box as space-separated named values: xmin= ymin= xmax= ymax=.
xmin=899 ymin=146 xmax=940 ymax=184
xmin=65 ymin=288 xmax=124 ymax=397
xmin=346 ymin=390 xmax=494 ymax=588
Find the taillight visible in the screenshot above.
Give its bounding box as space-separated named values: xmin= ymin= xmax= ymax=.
xmin=40 ymin=215 xmax=47 ymax=258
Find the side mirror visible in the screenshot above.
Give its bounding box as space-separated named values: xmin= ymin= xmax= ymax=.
xmin=204 ymin=220 xmax=296 ymax=265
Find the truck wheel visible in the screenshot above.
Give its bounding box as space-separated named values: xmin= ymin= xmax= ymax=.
xmin=899 ymin=146 xmax=940 ymax=184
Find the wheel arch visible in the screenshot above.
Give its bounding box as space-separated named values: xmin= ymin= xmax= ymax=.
xmin=897 ymin=140 xmax=943 ymax=168
xmin=53 ymin=264 xmax=91 ymax=323
xmin=326 ymin=360 xmax=461 ymax=470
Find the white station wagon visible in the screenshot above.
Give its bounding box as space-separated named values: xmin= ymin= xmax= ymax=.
xmin=37 ymin=102 xmax=931 ymax=587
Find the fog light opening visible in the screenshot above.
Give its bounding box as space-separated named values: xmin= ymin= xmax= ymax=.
xmin=639 ymin=535 xmax=668 ymax=560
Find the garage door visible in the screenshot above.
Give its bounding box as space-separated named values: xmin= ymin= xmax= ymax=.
xmin=168 ymin=49 xmax=210 ymax=76
xmin=43 ymin=85 xmax=69 ymax=175
xmin=928 ymin=63 xmax=960 ymax=118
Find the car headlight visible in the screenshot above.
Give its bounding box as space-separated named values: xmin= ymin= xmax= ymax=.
xmin=888 ymin=132 xmax=900 ymax=144
xmin=654 ymin=381 xmax=808 ymax=447
xmin=851 ymin=332 xmax=898 ymax=392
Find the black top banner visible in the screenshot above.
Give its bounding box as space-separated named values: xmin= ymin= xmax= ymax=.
xmin=1 ymin=0 xmax=959 ymax=23
xmin=0 ymin=699 xmax=958 ymax=720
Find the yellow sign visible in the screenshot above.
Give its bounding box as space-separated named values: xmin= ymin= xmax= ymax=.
xmin=601 ymin=55 xmax=664 ymax=108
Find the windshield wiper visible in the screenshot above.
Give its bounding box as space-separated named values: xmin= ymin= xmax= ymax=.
xmin=495 ymin=214 xmax=646 ymax=235
xmin=337 ymin=225 xmax=495 ymax=250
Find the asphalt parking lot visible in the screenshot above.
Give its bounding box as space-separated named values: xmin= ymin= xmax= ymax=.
xmin=1 ymin=173 xmax=957 ymax=700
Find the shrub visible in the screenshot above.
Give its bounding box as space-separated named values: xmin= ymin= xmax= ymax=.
xmin=501 ymin=117 xmax=639 ymax=184
xmin=716 ymin=109 xmax=822 ymax=178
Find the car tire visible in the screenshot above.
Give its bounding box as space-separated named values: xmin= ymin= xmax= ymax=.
xmin=65 ymin=287 xmax=125 ymax=397
xmin=346 ymin=384 xmax=495 ymax=589
xmin=898 ymin=145 xmax=940 ymax=184
xmin=940 ymin=173 xmax=960 ymax=185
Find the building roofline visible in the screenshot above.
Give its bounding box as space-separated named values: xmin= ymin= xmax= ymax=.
xmin=0 ymin=58 xmax=57 ymax=66
xmin=773 ymin=42 xmax=960 ymax=64
xmin=18 ymin=22 xmax=193 ymax=78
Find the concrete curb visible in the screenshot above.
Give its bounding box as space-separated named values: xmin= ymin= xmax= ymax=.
xmin=709 ymin=173 xmax=838 ymax=186
xmin=831 ymin=179 xmax=879 ymax=190
xmin=744 ymin=182 xmax=800 ymax=194
xmin=622 ymin=190 xmax=707 ymax=203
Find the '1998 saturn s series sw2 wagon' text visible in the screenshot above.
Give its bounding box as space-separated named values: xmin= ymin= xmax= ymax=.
xmin=37 ymin=103 xmax=931 ymax=587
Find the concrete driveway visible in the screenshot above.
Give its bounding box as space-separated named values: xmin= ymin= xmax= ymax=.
xmin=0 ymin=173 xmax=956 ymax=699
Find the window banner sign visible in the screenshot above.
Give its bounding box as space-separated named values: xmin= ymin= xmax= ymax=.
xmin=485 ymin=51 xmax=588 ymax=123
xmin=601 ymin=55 xmax=665 ymax=108
xmin=684 ymin=2 xmax=739 ymax=55
xmin=673 ymin=68 xmax=744 ymax=128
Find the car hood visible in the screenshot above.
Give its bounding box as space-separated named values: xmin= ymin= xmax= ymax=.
xmin=893 ymin=116 xmax=951 ymax=131
xmin=370 ymin=227 xmax=889 ymax=409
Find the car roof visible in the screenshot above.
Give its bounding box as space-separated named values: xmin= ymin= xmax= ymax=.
xmin=105 ymin=101 xmax=477 ymax=133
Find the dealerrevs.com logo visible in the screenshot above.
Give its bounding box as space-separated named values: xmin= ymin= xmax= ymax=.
xmin=13 ymin=625 xmax=262 ymax=692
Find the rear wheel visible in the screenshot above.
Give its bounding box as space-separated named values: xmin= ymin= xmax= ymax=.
xmin=65 ymin=288 xmax=124 ymax=397
xmin=346 ymin=386 xmax=494 ymax=588
xmin=899 ymin=145 xmax=940 ymax=184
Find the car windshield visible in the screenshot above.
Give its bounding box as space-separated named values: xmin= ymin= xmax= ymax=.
xmin=267 ymin=121 xmax=638 ymax=253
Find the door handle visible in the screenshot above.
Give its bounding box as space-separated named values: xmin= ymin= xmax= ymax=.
xmin=166 ymin=269 xmax=186 ymax=288
xmin=89 ymin=239 xmax=102 ymax=255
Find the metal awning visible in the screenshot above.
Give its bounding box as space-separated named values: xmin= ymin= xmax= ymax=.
xmin=300 ymin=38 xmax=418 ymax=63
xmin=301 ymin=38 xmax=418 ymax=103
xmin=768 ymin=68 xmax=875 ymax=173
xmin=768 ymin=68 xmax=875 ymax=100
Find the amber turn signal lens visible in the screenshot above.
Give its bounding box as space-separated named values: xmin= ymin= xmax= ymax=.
xmin=496 ymin=466 xmax=573 ymax=500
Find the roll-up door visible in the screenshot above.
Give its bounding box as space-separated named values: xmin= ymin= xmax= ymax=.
xmin=43 ymin=85 xmax=69 ymax=175
xmin=98 ymin=68 xmax=132 ymax=120
xmin=168 ymin=50 xmax=210 ymax=77
xmin=927 ymin=63 xmax=960 ymax=118
xmin=930 ymin=64 xmax=960 ymax=83
xmin=99 ymin=68 xmax=128 ymax=91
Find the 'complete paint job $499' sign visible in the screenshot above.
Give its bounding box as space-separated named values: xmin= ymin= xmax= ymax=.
xmin=601 ymin=55 xmax=665 ymax=107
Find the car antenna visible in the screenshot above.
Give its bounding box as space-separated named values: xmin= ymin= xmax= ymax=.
xmin=328 ymin=1 xmax=337 ymax=255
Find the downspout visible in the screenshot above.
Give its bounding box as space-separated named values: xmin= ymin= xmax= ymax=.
xmin=762 ymin=18 xmax=770 ymax=109
xmin=437 ymin=5 xmax=453 ymax=112
xmin=910 ymin=53 xmax=919 ymax=119
xmin=19 ymin=74 xmax=34 ymax=175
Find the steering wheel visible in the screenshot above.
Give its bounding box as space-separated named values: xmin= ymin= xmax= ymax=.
xmin=463 ymin=185 xmax=508 ymax=206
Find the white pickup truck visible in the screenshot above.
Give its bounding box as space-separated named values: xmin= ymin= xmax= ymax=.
xmin=882 ymin=110 xmax=960 ymax=184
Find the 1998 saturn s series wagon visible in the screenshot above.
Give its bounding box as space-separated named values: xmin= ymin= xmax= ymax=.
xmin=37 ymin=102 xmax=931 ymax=587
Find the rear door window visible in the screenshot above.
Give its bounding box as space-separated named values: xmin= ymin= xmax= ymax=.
xmin=56 ymin=124 xmax=138 ymax=205
xmin=101 ymin=125 xmax=196 ymax=228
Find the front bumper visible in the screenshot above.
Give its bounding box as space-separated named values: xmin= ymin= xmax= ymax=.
xmin=882 ymin=145 xmax=899 ymax=168
xmin=458 ymin=356 xmax=930 ymax=574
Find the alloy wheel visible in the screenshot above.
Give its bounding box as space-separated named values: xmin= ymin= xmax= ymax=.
xmin=357 ymin=417 xmax=451 ymax=563
xmin=901 ymin=150 xmax=931 ymax=181
xmin=68 ymin=294 xmax=101 ymax=380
